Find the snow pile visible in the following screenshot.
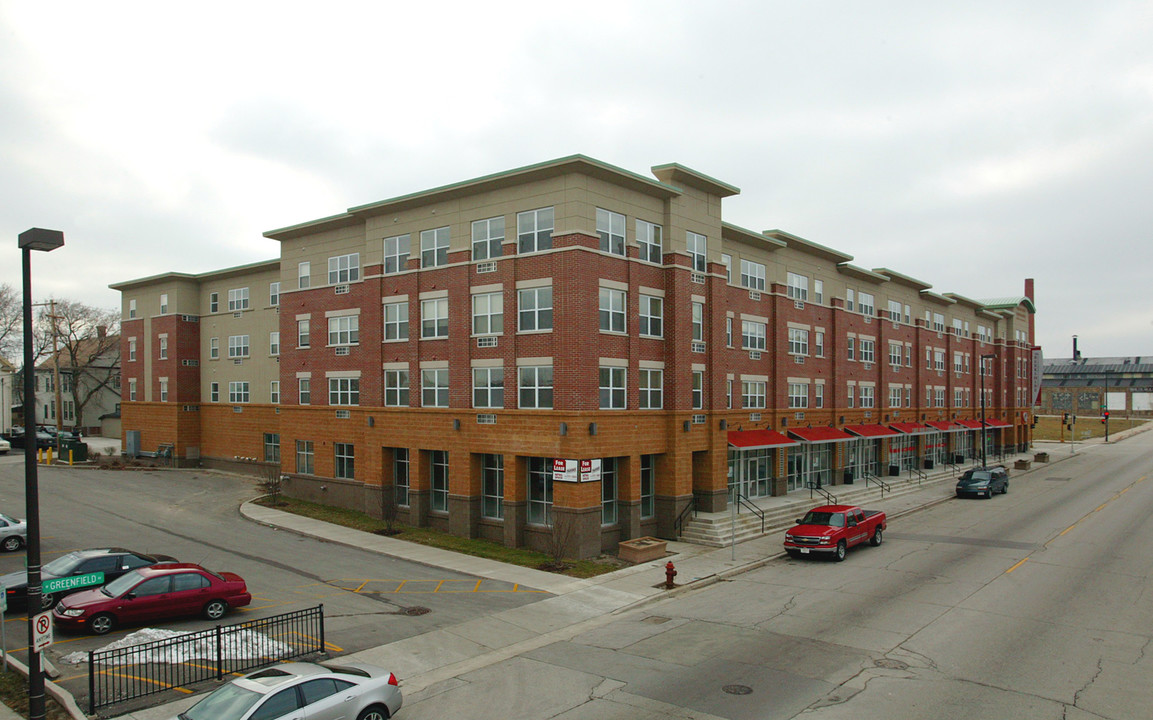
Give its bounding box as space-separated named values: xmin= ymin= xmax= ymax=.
xmin=60 ymin=627 xmax=294 ymax=665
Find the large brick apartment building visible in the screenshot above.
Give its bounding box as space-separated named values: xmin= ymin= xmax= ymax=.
xmin=112 ymin=156 xmax=1039 ymax=558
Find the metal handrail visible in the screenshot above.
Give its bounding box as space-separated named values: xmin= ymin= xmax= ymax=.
xmin=732 ymin=488 xmax=766 ymax=534
xmin=908 ymin=462 xmax=927 ymax=484
xmin=674 ymin=495 xmax=697 ymax=537
xmin=806 ymin=481 xmax=838 ymax=505
xmin=864 ymin=470 xmax=890 ymax=497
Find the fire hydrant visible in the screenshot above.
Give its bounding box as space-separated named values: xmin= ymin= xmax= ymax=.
xmin=664 ymin=561 xmax=677 ymax=589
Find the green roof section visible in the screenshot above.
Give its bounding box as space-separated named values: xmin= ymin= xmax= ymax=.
xmin=837 ymin=263 xmax=888 ymax=283
xmin=763 ymin=229 xmax=854 ymax=264
xmin=874 ymin=267 xmax=932 ymax=291
xmin=722 ymin=222 xmax=787 ymax=249
xmin=979 ymin=296 xmax=1036 ymax=313
xmin=919 ymin=289 xmax=956 ymax=306
xmin=650 ymin=163 xmax=740 ymax=197
xmin=109 ymin=258 xmax=280 ymax=291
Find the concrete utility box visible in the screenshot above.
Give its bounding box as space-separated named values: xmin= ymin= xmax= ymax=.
xmin=619 ymin=537 xmax=668 ymax=564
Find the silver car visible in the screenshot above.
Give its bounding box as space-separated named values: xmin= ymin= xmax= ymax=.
xmin=0 ymin=437 xmax=10 ymax=454
xmin=0 ymin=513 xmax=26 ymax=552
xmin=177 ymin=661 xmax=402 ymax=720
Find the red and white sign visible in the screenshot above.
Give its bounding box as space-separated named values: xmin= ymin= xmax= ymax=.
xmin=579 ymin=459 xmax=602 ymax=483
xmin=32 ymin=611 xmax=53 ymax=652
xmin=553 ymin=459 xmax=579 ymax=483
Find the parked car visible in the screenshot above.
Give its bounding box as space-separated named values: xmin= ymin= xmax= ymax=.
xmin=0 ymin=513 xmax=26 ymax=552
xmin=53 ymin=562 xmax=251 ymax=635
xmin=39 ymin=425 xmax=79 ymax=442
xmin=175 ymin=661 xmax=403 ymax=720
xmin=1 ymin=547 xmax=178 ymax=610
xmin=956 ymin=465 xmax=1009 ymax=498
xmin=784 ymin=504 xmax=887 ymax=561
xmin=0 ymin=437 xmax=9 ymax=454
xmin=2 ymin=429 xmax=54 ymax=450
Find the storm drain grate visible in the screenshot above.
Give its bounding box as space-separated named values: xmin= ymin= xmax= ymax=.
xmin=722 ymin=685 xmax=754 ymax=695
xmin=399 ymin=606 xmax=431 ymax=616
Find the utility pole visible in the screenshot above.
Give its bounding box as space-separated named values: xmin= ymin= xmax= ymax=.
xmin=33 ymin=301 xmax=65 ymax=455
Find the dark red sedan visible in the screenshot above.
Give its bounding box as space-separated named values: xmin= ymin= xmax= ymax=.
xmin=52 ymin=563 xmax=251 ymax=635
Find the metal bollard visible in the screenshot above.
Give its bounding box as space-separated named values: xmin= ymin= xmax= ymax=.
xmin=664 ymin=561 xmax=677 ymax=589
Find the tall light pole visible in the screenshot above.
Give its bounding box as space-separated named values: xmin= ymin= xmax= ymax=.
xmin=980 ymin=353 xmax=997 ymax=468
xmin=19 ymin=228 xmax=64 ymax=720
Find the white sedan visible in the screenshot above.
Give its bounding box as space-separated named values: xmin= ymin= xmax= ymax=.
xmin=0 ymin=513 xmax=27 ymax=552
xmin=0 ymin=437 xmax=9 ymax=454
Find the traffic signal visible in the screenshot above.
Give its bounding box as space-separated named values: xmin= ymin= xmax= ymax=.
xmin=1063 ymin=412 xmax=1069 ymax=424
xmin=1102 ymin=411 xmax=1109 ymax=425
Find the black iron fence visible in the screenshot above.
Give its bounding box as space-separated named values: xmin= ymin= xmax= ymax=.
xmin=88 ymin=605 xmax=325 ymax=715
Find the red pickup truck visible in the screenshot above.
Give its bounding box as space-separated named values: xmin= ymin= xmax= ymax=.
xmin=783 ymin=504 xmax=886 ymax=561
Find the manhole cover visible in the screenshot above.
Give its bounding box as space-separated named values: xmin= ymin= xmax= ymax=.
xmin=722 ymin=685 xmax=753 ymax=695
xmin=399 ymin=606 xmax=430 ymax=616
xmin=874 ymin=658 xmax=909 ymax=670
xmin=642 ymin=616 xmax=671 ymax=624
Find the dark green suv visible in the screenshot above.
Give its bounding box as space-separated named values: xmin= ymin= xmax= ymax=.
xmin=956 ymin=466 xmax=1009 ymax=498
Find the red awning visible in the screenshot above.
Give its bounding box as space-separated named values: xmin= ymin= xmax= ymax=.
xmin=984 ymin=418 xmax=1013 ymax=428
xmin=954 ymin=419 xmax=984 ymax=429
xmin=844 ymin=424 xmax=900 ymax=438
xmin=727 ymin=429 xmax=797 ymax=450
xmin=925 ymin=420 xmax=963 ymax=432
xmin=890 ymin=422 xmax=932 ymax=434
xmin=788 ymin=427 xmax=855 ymax=443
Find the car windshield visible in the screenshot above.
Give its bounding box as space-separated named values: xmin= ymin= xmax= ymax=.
xmin=102 ymin=569 xmax=145 ymax=597
xmin=42 ymin=552 xmax=85 ymax=577
xmin=962 ymin=472 xmax=992 ymax=483
xmin=801 ymin=511 xmax=844 ymax=527
xmin=179 ymin=683 xmax=263 ymax=720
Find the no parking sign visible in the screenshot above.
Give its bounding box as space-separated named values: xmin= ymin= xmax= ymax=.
xmin=32 ymin=611 xmax=53 ymax=652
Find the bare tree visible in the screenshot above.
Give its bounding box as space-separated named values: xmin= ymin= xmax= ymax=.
xmin=378 ymin=482 xmax=400 ymax=534
xmin=0 ymin=283 xmax=21 ymax=361
xmin=258 ymin=465 xmax=286 ymax=506
xmin=43 ymin=300 xmax=120 ymax=429
xmin=543 ymin=511 xmax=578 ymax=569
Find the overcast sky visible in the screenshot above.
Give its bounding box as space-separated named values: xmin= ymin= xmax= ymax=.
xmin=2 ymin=1 xmax=1151 ymax=359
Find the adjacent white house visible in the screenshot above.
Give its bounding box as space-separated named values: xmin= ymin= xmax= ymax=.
xmin=34 ymin=332 xmax=121 ymax=435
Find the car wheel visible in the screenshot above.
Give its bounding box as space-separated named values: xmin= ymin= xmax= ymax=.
xmin=203 ymin=600 xmax=228 ymax=620
xmin=1002 ymin=483 xmax=1009 ymax=494
xmin=1 ymin=535 xmax=23 ymax=552
xmin=357 ymin=705 xmax=391 ymax=720
xmin=834 ymin=540 xmax=847 ymax=562
xmin=870 ymin=528 xmax=883 ymax=547
xmin=786 ymin=549 xmax=801 ymax=559
xmin=40 ymin=593 xmax=56 ymax=610
xmin=90 ymin=613 xmax=115 ymax=635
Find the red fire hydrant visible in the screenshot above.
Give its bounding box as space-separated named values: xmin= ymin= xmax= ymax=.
xmin=665 ymin=561 xmax=677 ymax=589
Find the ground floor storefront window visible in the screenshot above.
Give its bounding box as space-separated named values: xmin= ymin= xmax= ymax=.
xmin=786 ymin=444 xmax=833 ymax=491
xmin=528 ymin=456 xmax=554 ymax=525
xmin=843 ymin=439 xmax=879 ymax=481
xmin=430 ymin=450 xmax=449 ymax=512
xmin=482 ymin=454 xmax=503 ymax=519
xmin=728 ymin=447 xmax=773 ymax=499
xmin=890 ymin=435 xmax=916 ymax=472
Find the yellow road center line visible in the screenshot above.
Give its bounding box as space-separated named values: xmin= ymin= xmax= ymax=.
xmin=1006 ymin=558 xmax=1029 ymax=574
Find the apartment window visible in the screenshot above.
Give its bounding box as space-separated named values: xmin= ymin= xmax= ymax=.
xmin=890 ymin=342 xmax=903 ymax=366
xmin=692 ymin=370 xmax=704 ymax=410
xmin=639 ymin=295 xmax=663 ymax=337
xmin=209 ymin=293 xmax=219 ymax=313
xmin=847 ymin=337 xmax=856 ymax=361
xmin=888 ymin=300 xmax=902 ymax=322
xmin=954 ymin=352 xmax=964 ymax=373
xmin=935 ymin=388 xmax=946 ymax=408
xmin=786 ymin=272 xmax=808 ymax=301
xmin=296 ymin=440 xmax=314 ymax=475
xmin=517 ymin=207 xmax=554 ymax=253
xmin=421 ymin=298 xmax=449 ymax=338
xmin=421 ymin=227 xmax=450 ymax=268
xmin=905 ymin=305 xmax=912 ymax=324
xmin=955 ymin=388 xmax=965 ymax=407
xmin=602 ymin=457 xmax=618 ymax=525
xmin=518 ymin=287 xmax=553 ymax=331
xmin=740 ymin=260 xmax=766 ymax=291
xmin=847 ymin=384 xmax=855 ymax=409
xmin=744 ymin=380 xmax=767 ymax=409
xmin=599 ymin=366 xmax=626 ymax=409
xmin=328 ymin=253 xmax=360 ymax=284
xmin=905 ymin=387 xmax=912 ymax=408
xmin=159 ymin=379 xmax=168 ymax=402
xmin=954 ymin=318 xmax=964 ymax=336
xmin=640 ymin=455 xmax=655 ymax=519
xmin=788 ymin=328 xmax=809 ymax=355
xmin=228 ymin=381 xmax=250 ymax=403
xmin=422 ymin=369 xmax=449 ymax=407
xmin=787 ymin=383 xmax=808 ymax=409
xmin=860 ymin=385 xmax=875 ymax=408
xmin=209 ymin=382 xmax=218 ymax=403
xmin=933 ymin=313 xmax=945 ymax=332
xmin=721 ymin=254 xmax=732 ymax=283
xmin=859 ymin=293 xmax=875 ymax=317
xmin=846 ymin=288 xmax=855 ymax=312
xmin=692 ymin=302 xmax=705 ymax=342
xmin=473 ymin=367 xmax=504 ymax=408
xmin=815 ymin=383 xmax=824 ymax=408
xmin=527 ymin=457 xmax=553 ymax=525
xmin=270 ymin=381 xmax=280 ymax=404
xmin=860 ymin=339 xmax=875 ymax=364
xmin=329 ymin=377 xmax=360 ymax=405
xmin=384 ymin=370 xmax=409 ymax=407
xmin=934 ymin=350 xmax=946 ymax=371
xmin=298 ymin=262 xmax=310 ymax=289
xmin=639 ymin=369 xmax=663 ymax=409
xmin=904 ymin=344 xmax=912 ymax=367
xmin=228 ymin=335 xmax=249 ymax=358
xmin=482 ymin=454 xmax=504 ymax=520
xmin=686 ymin=231 xmax=707 ymax=272
xmin=597 ymin=208 xmax=626 ymax=256
xmin=518 ymin=365 xmax=553 ymax=409
xmin=334 ymin=443 xmax=355 ymax=480
xmin=129 ymin=378 xmax=137 ymax=401
xmin=430 ymin=450 xmax=449 ymax=512
xmin=383 ymin=235 xmax=410 ymax=274
xmin=727 ymin=379 xmax=733 ymax=409
xmin=228 ymin=288 xmax=249 ymax=311
xmin=469 ymin=292 xmax=503 ymax=336
xmin=158 ymin=335 xmax=168 ymax=359
xmin=328 ymin=315 xmax=359 ymax=346
xmin=726 ymin=317 xmax=733 ymax=347
xmin=298 ymin=378 xmax=311 ymax=405
xmin=815 ymin=331 xmax=825 ymax=357
xmin=129 ymin=338 xmax=138 ymax=361
xmin=814 ymin=279 xmax=824 ymax=304
xmin=297 ymin=319 xmax=310 ymax=348
xmin=393 ymin=449 xmax=410 ymax=505
xmin=383 ymin=301 xmax=409 ymax=341
xmin=742 ymin=321 xmax=766 ymax=351
xmin=129 ymin=299 xmax=137 ymax=318
xmin=269 ymin=282 xmax=280 ymax=307
xmin=890 ymin=386 xmax=903 ymax=408
xmin=472 ymin=217 xmax=505 ymax=261
xmin=599 ymin=288 xmax=626 ymax=333
xmin=637 ymin=220 xmax=662 ymax=263
xmin=160 ymin=293 xmax=168 ymax=314
xmin=263 ymin=433 xmax=280 ymax=463
xmin=269 ymin=332 xmax=280 ymax=356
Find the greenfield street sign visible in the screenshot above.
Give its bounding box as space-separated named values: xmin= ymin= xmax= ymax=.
xmin=43 ymin=572 xmax=105 ymax=594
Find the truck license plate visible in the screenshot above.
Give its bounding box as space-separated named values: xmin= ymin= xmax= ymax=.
xmin=800 ymin=548 xmax=810 ymax=554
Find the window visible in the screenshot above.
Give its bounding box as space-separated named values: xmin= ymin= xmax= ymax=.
xmin=517 ymin=207 xmax=554 ymax=253
xmin=128 ymin=298 xmax=137 ymax=318
xmin=721 ymin=253 xmax=732 ymax=282
xmin=228 ymin=335 xmax=249 ymax=358
xmin=328 ymin=315 xmax=359 ymax=346
xmin=297 ymin=319 xmax=310 ymax=348
xmin=128 ymin=378 xmax=137 ymax=401
xmin=269 ymin=332 xmax=280 ymax=356
xmin=602 ymin=457 xmax=618 ymax=525
xmin=270 ymin=381 xmax=280 ymax=404
xmin=890 ymin=342 xmax=903 ymax=366
xmin=639 ymin=295 xmax=663 ymax=337
xmin=890 ymin=386 xmax=903 ymax=408
xmin=209 ymin=382 xmax=218 ymax=402
xmin=229 ymin=381 xmax=250 ymax=403
xmin=847 ymin=337 xmax=855 ymax=361
xmin=599 ymin=288 xmax=626 ymax=333
xmin=473 ymin=367 xmax=504 ymax=408
xmin=639 ymin=369 xmax=663 ymax=409
xmin=472 ymin=292 xmax=503 ymax=335
xmin=888 ymin=300 xmax=902 ymax=322
xmin=518 ymin=287 xmax=553 ymax=331
xmin=160 ymin=293 xmax=168 ymax=314
xmin=328 ymin=253 xmax=360 ymax=284
xmin=860 ymin=339 xmax=875 ymax=363
xmin=126 ymin=337 xmax=137 ymax=361
xmin=298 ymin=262 xmax=311 ymax=289
xmin=860 ymin=385 xmax=875 ymax=408
xmin=787 ymin=383 xmax=807 ymax=409
xmin=159 ymin=379 xmax=168 ymax=402
xmin=727 ymin=379 xmax=733 ymax=409
xmin=298 ymin=378 xmax=310 ymax=405
xmin=637 ymin=220 xmax=662 ymax=263
xmin=393 ymin=448 xmax=409 ymax=505
xmin=859 ymin=292 xmax=875 ymax=317
xmin=687 ymin=231 xmax=707 ymax=272
xmin=954 ymin=352 xmax=964 ymax=373
xmin=740 ymin=259 xmax=766 ymax=290
xmin=788 ymin=328 xmax=808 ymax=355
xmin=814 ymin=280 xmax=824 ymax=304
xmin=726 ymin=317 xmax=733 ymax=347
xmin=599 ymin=366 xmax=626 ymax=409
xmin=935 ymin=387 xmax=946 ymax=408
xmin=422 ymin=368 xmax=449 ymax=407
xmin=847 ymin=384 xmax=855 ymax=408
xmin=482 ymin=454 xmax=504 ymax=519
xmin=472 ymin=217 xmax=505 ymax=260
xmin=383 ymin=301 xmax=409 ymax=341
xmin=742 ymin=320 xmax=766 ymax=351
xmin=421 ymin=227 xmax=450 ymax=268
xmin=269 ymin=282 xmax=280 ymax=306
xmin=421 ymin=298 xmax=449 ymax=338
xmin=933 ymin=313 xmax=945 ymax=332
xmin=158 ymin=335 xmax=168 ymax=359
xmin=263 ymin=433 xmax=280 ymax=463
xmin=692 ymin=302 xmax=705 ymax=342
xmin=228 ymin=288 xmax=249 ymax=311
xmin=934 ymin=350 xmax=946 ymax=371
xmin=329 ymin=377 xmax=359 ymax=405
xmin=334 ymin=443 xmax=354 ymax=480
xmin=640 ymin=455 xmax=655 ymax=519
xmin=815 ymin=383 xmax=824 ymax=408
xmin=384 ymin=370 xmax=409 ymax=407
xmin=296 ymin=440 xmax=314 ymax=474
xmin=518 ymin=365 xmax=553 ymax=409
xmin=430 ymin=450 xmax=448 ymax=512
xmin=905 ymin=386 xmax=912 ymax=408
xmin=383 ymin=235 xmax=410 ymax=274
xmin=815 ymin=331 xmax=825 ymax=357
xmin=527 ymin=457 xmax=553 ymax=525
xmin=209 ymin=293 xmax=219 ymax=313
xmin=744 ymin=380 xmax=767 ymax=409
xmin=692 ymin=370 xmax=704 ymax=409
xmin=597 ymin=208 xmax=626 ymax=255
xmin=787 ymin=272 xmax=808 ymax=301
xmin=846 ymin=288 xmax=855 ymax=312
xmin=955 ymin=388 xmax=965 ymax=407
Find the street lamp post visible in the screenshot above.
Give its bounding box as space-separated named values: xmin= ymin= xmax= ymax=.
xmin=19 ymin=228 xmax=64 ymax=720
xmin=980 ymin=353 xmax=997 ymax=469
